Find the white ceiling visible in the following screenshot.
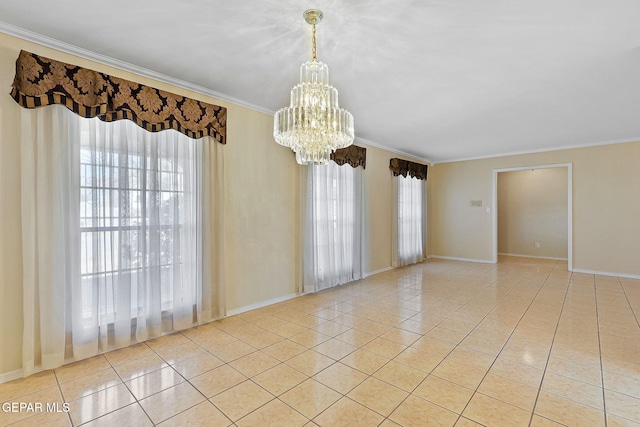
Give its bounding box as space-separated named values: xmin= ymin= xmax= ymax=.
xmin=1 ymin=0 xmax=639 ymax=163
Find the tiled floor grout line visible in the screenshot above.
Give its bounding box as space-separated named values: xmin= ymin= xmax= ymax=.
xmin=52 ymin=366 xmax=75 ymax=427
xmin=304 ymin=318 xmax=400 ymax=424
xmin=277 ymin=270 xmax=442 ymax=425
xmin=594 ymin=276 xmax=640 ymax=426
xmin=7 ymin=258 xmax=640 ymax=426
xmin=233 ymin=379 xmax=302 ymax=426
xmin=619 ymin=277 xmax=640 ymax=330
xmin=211 ymin=338 xmax=313 ymax=425
xmin=299 ymin=272 xmax=428 ymax=425
xmin=318 ymin=262 xmax=568 ymax=422
xmin=196 ymin=262 xmax=580 ymax=425
xmin=365 ymin=265 xmax=554 ymax=425
xmin=229 ymin=317 xmax=372 ymax=427
xmin=444 ymin=264 xmax=558 ymax=426
xmin=363 ymin=287 xmax=488 ymax=422
xmin=594 ymin=276 xmax=609 ymax=427
xmin=216 ymin=360 xmax=305 ymax=426
xmin=150 ymin=343 xmax=223 ymax=426
xmin=262 ymin=318 xmax=375 ymax=425
xmin=105 ymin=343 xmax=156 ymax=427
xmin=425 ymin=281 xmax=529 ymax=424
xmin=239 ymin=262 xmax=564 ymax=426
xmin=112 ymin=335 xmax=253 ymax=426
xmin=527 ymin=270 xmax=573 ymax=426
xmin=58 ymin=352 xmax=152 ymax=426
xmin=178 ymin=307 xmax=360 ymax=427
xmin=164 ymin=326 xmax=317 ymax=427
xmin=169 ymin=262 xmax=535 ymax=425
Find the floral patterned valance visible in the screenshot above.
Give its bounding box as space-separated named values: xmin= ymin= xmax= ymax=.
xmin=10 ymin=50 xmax=226 ymax=143
xmin=331 ymin=145 xmax=366 ymax=169
xmin=389 ymin=158 xmax=428 ymax=180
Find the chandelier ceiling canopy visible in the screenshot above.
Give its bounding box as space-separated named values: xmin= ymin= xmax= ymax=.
xmin=273 ymin=9 xmax=355 ymax=165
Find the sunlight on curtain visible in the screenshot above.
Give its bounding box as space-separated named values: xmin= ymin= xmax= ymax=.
xmin=21 ymin=105 xmax=224 ymax=376
xmin=304 ymin=161 xmax=364 ymax=293
xmin=393 ymin=175 xmax=425 ymax=266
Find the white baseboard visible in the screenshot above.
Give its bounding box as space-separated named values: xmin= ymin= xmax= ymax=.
xmin=301 ymin=268 xmax=397 ymax=295
xmin=226 ymin=293 xmax=299 ymax=317
xmin=571 ymin=268 xmax=640 ymax=280
xmin=0 ymin=369 xmax=23 ymax=384
xmin=498 ymin=253 xmax=568 ymax=261
xmin=428 ymin=255 xmax=495 ymax=264
xmin=364 ymin=266 xmax=394 ymax=278
xmin=232 ymin=268 xmax=397 ymax=309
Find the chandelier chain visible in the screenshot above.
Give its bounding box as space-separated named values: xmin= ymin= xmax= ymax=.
xmin=312 ymin=23 xmax=317 ymax=60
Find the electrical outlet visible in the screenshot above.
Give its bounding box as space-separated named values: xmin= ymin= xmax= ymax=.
xmin=534 ymin=242 xmax=541 ymax=248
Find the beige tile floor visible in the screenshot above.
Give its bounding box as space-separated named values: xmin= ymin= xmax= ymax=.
xmin=2 ymin=256 xmax=640 ymax=426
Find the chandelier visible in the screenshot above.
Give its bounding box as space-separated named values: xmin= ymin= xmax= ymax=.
xmin=274 ymin=9 xmax=355 ymax=165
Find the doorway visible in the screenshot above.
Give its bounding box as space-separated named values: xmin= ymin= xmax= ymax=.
xmin=492 ymin=163 xmax=572 ymax=271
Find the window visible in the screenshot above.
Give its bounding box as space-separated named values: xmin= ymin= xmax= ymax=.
xmin=315 ymin=165 xmax=355 ymax=278
xmin=395 ymin=175 xmax=425 ymax=266
xmin=76 ymin=117 xmax=202 ymax=327
xmin=16 ymin=51 xmax=227 ymax=373
xmin=79 ymin=122 xmax=190 ymax=322
xmin=304 ymin=161 xmax=364 ymax=293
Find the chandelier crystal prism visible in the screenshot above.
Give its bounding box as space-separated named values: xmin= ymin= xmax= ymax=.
xmin=274 ymin=9 xmax=355 ymax=165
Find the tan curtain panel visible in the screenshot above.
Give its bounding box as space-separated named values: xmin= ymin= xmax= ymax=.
xmin=389 ymin=158 xmax=428 ymax=180
xmin=10 ymin=50 xmax=227 ymax=143
xmin=330 ymin=145 xmax=366 ymax=169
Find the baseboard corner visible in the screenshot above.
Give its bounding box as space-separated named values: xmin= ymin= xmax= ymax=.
xmin=226 ymin=293 xmax=299 ymax=317
xmin=429 ymin=255 xmax=495 ymax=264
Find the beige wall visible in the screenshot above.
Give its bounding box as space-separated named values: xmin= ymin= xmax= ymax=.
xmin=498 ymin=168 xmax=568 ymax=259
xmin=429 ymin=141 xmax=640 ymax=275
xmin=0 ymin=37 xmax=23 ymax=378
xmin=361 ymin=145 xmax=431 ymax=272
xmin=362 ymin=145 xmax=395 ymax=272
xmin=223 ymin=105 xmax=299 ymax=310
xmin=0 ymin=33 xmax=420 ymax=376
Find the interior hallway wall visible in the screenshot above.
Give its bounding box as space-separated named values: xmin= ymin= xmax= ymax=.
xmin=497 ymin=168 xmax=568 ymax=259
xmin=429 ymin=141 xmax=640 ymax=276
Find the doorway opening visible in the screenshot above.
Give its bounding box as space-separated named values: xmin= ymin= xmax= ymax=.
xmin=492 ymin=164 xmax=572 ymax=271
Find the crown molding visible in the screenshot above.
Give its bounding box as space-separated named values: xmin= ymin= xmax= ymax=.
xmin=9 ymin=20 xmax=631 ymax=166
xmin=354 ymin=137 xmax=432 ymax=165
xmin=1 ymin=21 xmax=416 ymax=159
xmin=432 ymin=136 xmax=640 ymax=164
xmin=0 ymin=21 xmax=275 ymax=115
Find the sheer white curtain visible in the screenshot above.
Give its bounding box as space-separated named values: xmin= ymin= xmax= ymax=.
xmin=304 ymin=161 xmax=364 ymax=293
xmin=393 ymin=175 xmax=425 ymax=267
xmin=21 ymin=105 xmax=224 ymax=376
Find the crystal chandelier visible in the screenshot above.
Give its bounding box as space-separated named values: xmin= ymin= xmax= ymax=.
xmin=274 ymin=9 xmax=355 ymax=165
